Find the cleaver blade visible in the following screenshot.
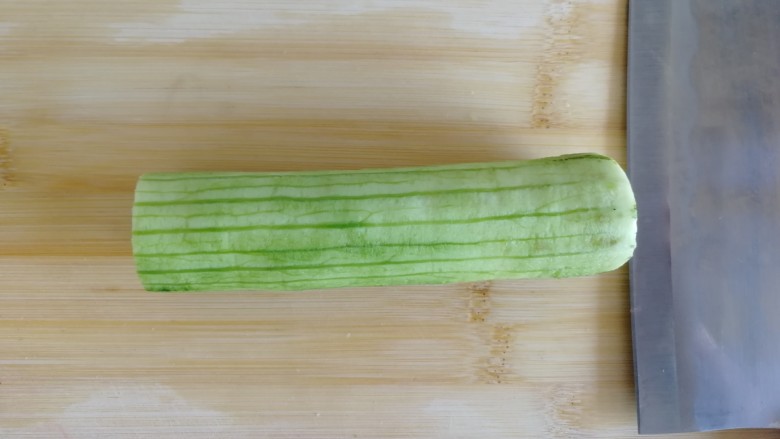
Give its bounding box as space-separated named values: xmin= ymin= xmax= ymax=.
xmin=628 ymin=0 xmax=780 ymax=434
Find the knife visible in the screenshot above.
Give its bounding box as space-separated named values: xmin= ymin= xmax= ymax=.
xmin=628 ymin=0 xmax=780 ymax=433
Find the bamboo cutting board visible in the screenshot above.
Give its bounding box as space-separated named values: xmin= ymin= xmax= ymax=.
xmin=0 ymin=1 xmax=773 ymax=437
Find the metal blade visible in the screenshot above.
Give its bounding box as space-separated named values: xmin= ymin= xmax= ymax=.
xmin=628 ymin=0 xmax=780 ymax=433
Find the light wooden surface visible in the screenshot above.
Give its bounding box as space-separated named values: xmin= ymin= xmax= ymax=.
xmin=0 ymin=1 xmax=776 ymax=437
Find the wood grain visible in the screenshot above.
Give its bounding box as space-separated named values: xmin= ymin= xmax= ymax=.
xmin=0 ymin=0 xmax=776 ymax=437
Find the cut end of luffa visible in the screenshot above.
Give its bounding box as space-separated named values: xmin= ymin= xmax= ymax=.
xmin=132 ymin=153 xmax=637 ymax=292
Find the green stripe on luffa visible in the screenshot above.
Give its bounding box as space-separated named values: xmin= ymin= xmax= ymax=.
xmin=133 ymin=211 xmax=630 ymax=274
xmin=134 ymin=233 xmax=625 ymax=275
xmin=131 ymin=179 xmax=608 ymax=234
xmin=133 ymin=155 xmax=611 ymax=204
xmin=131 ymin=216 xmax=625 ymax=264
xmin=137 ymin=168 xmax=588 ymax=193
xmin=133 ymin=233 xmax=597 ymax=258
xmin=139 ymin=153 xmax=612 ymax=183
xmin=131 ymin=177 xmax=606 ymax=235
xmin=132 ymin=153 xmax=637 ymax=291
xmin=137 ymin=251 xmax=592 ymax=276
xmin=137 ymin=170 xmax=607 ymax=200
xmin=133 ymin=181 xmax=583 ymax=207
xmin=139 ymin=251 xmax=616 ymax=292
xmin=143 ymin=268 xmax=580 ymax=292
xmin=133 ymin=207 xmax=602 ymax=236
